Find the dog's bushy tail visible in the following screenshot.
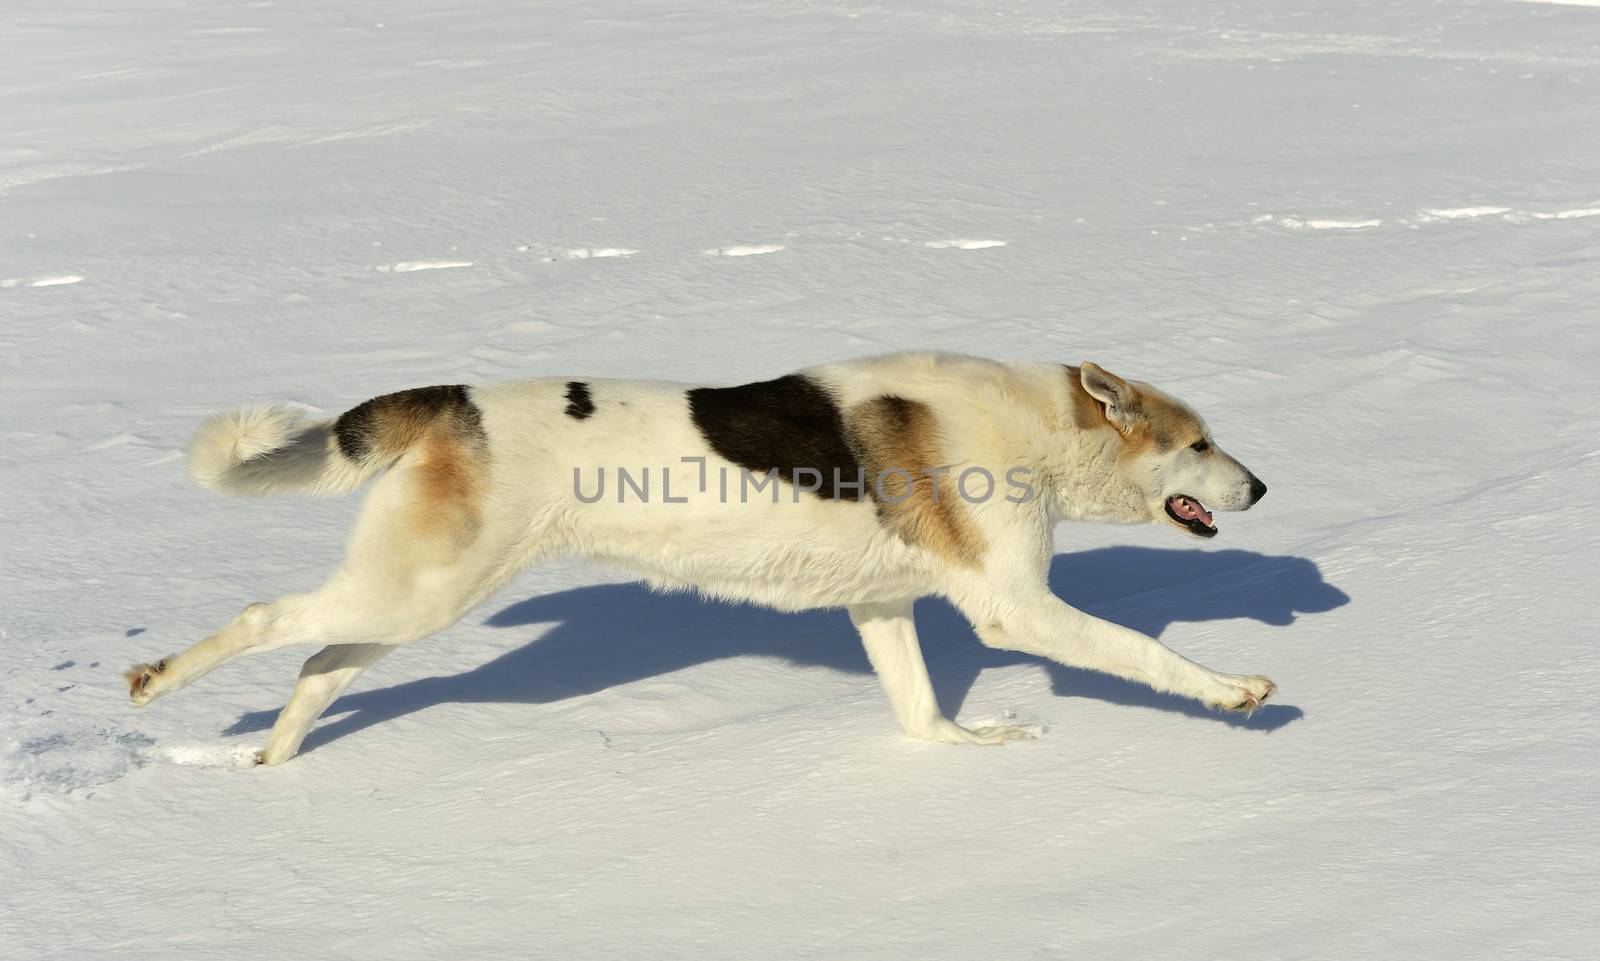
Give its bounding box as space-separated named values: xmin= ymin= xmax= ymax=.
xmin=187 ymin=406 xmax=373 ymax=496
xmin=188 ymin=385 xmax=482 ymax=497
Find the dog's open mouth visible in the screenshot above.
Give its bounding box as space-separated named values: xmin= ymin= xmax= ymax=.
xmin=1165 ymin=494 xmax=1217 ymax=538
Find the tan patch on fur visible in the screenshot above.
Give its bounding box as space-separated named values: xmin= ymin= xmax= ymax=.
xmin=337 ymin=387 xmax=491 ymax=551
xmin=405 ymin=427 xmax=487 ymax=549
xmin=1126 ymin=386 xmax=1204 ymax=453
xmin=1062 ymin=365 xmax=1111 ymax=431
xmin=1068 ymin=366 xmax=1204 ymax=458
xmin=1111 ymin=394 xmax=1204 ymax=472
xmin=372 ymin=400 xmax=447 ymax=454
xmin=848 ymin=396 xmax=986 ymax=567
xmin=336 ymin=385 xmax=481 ymax=463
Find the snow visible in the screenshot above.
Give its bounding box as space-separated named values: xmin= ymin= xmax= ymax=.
xmin=2 ymin=0 xmax=1597 ymax=958
xmin=376 ymin=260 xmax=476 ymax=273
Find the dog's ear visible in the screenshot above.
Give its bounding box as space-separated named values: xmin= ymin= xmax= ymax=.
xmin=1079 ymin=362 xmax=1141 ymax=432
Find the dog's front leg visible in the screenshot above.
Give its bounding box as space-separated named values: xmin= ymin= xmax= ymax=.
xmin=958 ymin=588 xmax=1274 ymax=713
xmin=848 ymin=600 xmax=1031 ymax=745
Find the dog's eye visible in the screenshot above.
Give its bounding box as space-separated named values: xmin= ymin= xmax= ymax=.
xmin=1190 ymin=439 xmax=1210 ymax=453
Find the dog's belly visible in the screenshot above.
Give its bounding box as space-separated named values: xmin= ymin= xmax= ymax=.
xmin=572 ymin=496 xmax=935 ymax=611
xmin=623 ymin=554 xmax=931 ymax=611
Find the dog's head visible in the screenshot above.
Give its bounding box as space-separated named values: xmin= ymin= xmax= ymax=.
xmin=1066 ymin=363 xmax=1266 ymax=538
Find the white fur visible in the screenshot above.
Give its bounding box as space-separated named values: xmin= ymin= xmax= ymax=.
xmin=187 ymin=406 xmax=301 ymax=489
xmin=187 ymin=406 xmax=374 ymax=496
xmin=132 ymin=352 xmax=1273 ymax=765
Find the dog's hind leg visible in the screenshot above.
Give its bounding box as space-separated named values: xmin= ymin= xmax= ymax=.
xmin=256 ymin=643 xmax=396 ymax=766
xmin=126 ymin=421 xmax=534 ymax=709
xmin=124 ymin=592 xmax=336 ymax=707
xmin=123 ymin=566 xmax=496 ymax=708
xmin=848 ymin=600 xmax=1031 ymax=745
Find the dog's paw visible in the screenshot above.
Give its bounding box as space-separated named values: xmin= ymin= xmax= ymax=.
xmin=124 ymin=658 xmax=171 ymax=706
xmin=907 ymin=717 xmax=1037 ymax=746
xmin=1207 ymin=674 xmax=1276 ymax=715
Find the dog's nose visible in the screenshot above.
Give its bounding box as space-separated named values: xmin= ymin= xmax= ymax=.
xmin=1247 ymin=474 xmax=1267 ymax=506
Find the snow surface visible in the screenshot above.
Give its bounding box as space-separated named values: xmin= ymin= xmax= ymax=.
xmin=3 ymin=0 xmax=1598 ymax=958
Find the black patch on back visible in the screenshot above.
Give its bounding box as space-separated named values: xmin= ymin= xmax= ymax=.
xmin=334 ymin=384 xmax=480 ymax=462
xmin=687 ymin=374 xmax=863 ymax=500
xmin=564 ymin=381 xmax=596 ymax=420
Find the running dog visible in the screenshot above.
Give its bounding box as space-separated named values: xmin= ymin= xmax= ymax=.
xmin=126 ymin=352 xmax=1272 ymax=764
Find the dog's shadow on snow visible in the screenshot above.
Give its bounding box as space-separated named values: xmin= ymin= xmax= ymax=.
xmin=227 ymin=547 xmax=1347 ymax=755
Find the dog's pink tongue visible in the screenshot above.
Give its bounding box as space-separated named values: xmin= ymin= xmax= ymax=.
xmin=1172 ymin=496 xmax=1214 ymax=525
